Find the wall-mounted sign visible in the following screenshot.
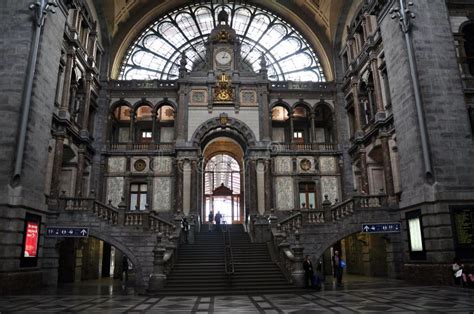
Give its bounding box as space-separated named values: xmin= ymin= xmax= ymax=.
xmin=362 ymin=223 xmax=401 ymax=233
xmin=46 ymin=227 xmax=89 ymax=238
xmin=24 ymin=222 xmax=39 ymax=257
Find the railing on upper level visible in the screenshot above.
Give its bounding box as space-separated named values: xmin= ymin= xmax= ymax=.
xmin=108 ymin=142 xmax=175 ymax=152
xmin=273 ymin=142 xmax=338 ymax=152
xmin=273 ymin=194 xmax=388 ymax=232
xmin=57 ymin=197 xmax=176 ymax=235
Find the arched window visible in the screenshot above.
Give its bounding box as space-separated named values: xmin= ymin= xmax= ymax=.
xmin=156 ymin=105 xmax=175 ymax=142
xmin=463 ymin=23 xmax=474 ymax=76
xmin=293 ymin=105 xmax=311 ymax=144
xmin=111 ymin=105 xmax=131 ymax=143
xmin=271 ymin=105 xmax=290 ymax=143
xmin=134 ymin=104 xmax=153 ymax=143
xmin=120 ymin=2 xmax=325 ymax=82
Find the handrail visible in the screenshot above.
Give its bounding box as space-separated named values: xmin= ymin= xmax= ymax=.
xmin=223 ymin=226 xmax=234 ymax=285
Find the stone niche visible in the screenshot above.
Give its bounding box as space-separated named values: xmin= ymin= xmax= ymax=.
xmin=153 ymin=177 xmax=172 ymax=212
xmin=273 ymin=157 xmax=293 ymax=175
xmin=108 ymin=157 xmax=127 ymax=173
xmin=275 ymin=176 xmax=294 ymax=210
xmin=321 ymin=176 xmax=340 ymax=205
xmin=106 ymin=177 xmax=124 ymax=207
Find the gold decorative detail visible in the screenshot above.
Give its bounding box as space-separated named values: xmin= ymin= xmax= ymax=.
xmin=219 ymin=113 xmax=229 ymax=126
xmin=134 ymin=159 xmax=147 ymax=172
xmin=217 ymin=30 xmax=229 ymax=43
xmin=300 ymin=159 xmax=311 ymax=171
xmin=214 ymin=73 xmax=233 ymax=102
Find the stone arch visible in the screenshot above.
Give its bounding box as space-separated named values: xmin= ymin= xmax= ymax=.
xmin=191 ymin=116 xmax=257 ymax=150
xmin=87 ymin=228 xmax=146 ymax=288
xmin=132 ymin=99 xmax=154 ymax=111
xmin=109 ymin=100 xmax=132 ymax=114
xmin=270 ymin=100 xmax=292 ymax=112
xmin=154 ymin=99 xmax=177 ymax=113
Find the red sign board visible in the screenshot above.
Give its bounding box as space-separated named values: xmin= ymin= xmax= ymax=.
xmin=24 ymin=221 xmax=39 ymax=257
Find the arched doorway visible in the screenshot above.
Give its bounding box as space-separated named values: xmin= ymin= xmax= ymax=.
xmin=202 ymin=137 xmax=244 ymax=225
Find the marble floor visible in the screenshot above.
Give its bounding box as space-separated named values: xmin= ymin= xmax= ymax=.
xmin=1 ymin=276 xmax=473 ymax=313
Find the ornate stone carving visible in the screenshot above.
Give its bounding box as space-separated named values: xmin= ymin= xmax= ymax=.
xmin=240 ymin=89 xmax=257 ymax=106
xmin=190 ymin=89 xmax=207 ymax=105
xmin=273 ymin=157 xmax=292 ymax=174
xmin=213 ymin=73 xmax=233 ymax=102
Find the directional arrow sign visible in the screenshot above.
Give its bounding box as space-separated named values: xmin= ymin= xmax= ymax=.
xmin=361 ymin=223 xmax=401 ymax=233
xmin=46 ymin=227 xmax=89 ymax=238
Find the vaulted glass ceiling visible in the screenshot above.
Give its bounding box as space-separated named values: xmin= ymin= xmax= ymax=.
xmin=120 ymin=2 xmax=326 ymax=82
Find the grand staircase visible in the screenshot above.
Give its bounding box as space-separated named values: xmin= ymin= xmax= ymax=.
xmin=162 ymin=224 xmax=299 ymax=295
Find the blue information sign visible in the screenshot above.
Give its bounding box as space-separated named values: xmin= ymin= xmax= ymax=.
xmin=362 ymin=223 xmax=401 ymax=233
xmin=46 ymin=227 xmax=89 ymax=238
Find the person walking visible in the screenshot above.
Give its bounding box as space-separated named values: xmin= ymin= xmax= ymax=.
xmin=215 ymin=211 xmax=222 ymax=232
xmin=208 ymin=210 xmax=214 ymax=232
xmin=303 ymin=255 xmax=314 ymax=289
xmin=333 ymin=250 xmax=343 ymax=286
xmin=181 ymin=217 xmax=190 ymax=243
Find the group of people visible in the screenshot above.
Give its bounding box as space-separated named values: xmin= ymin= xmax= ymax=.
xmin=452 ymin=257 xmax=474 ymax=288
xmin=180 ymin=210 xmax=224 ymax=243
xmin=303 ymin=250 xmax=345 ymax=289
xmin=207 ymin=210 xmax=223 ymax=232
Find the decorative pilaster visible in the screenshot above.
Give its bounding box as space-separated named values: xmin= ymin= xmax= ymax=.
xmin=370 ymin=53 xmax=386 ymax=121
xmin=359 ymin=149 xmax=369 ymax=194
xmin=80 ymin=73 xmax=93 ymax=137
xmin=50 ymin=131 xmax=66 ymax=198
xmin=75 ymin=145 xmax=86 ymax=197
xmin=380 ymin=132 xmax=395 ymax=200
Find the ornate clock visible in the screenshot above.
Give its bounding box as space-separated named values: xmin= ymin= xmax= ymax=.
xmin=215 ymin=50 xmax=232 ymax=66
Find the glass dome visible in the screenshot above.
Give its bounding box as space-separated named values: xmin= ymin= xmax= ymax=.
xmin=120 ymin=2 xmax=326 ymax=82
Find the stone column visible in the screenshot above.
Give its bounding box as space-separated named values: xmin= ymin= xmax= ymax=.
xmin=380 ymin=133 xmax=395 ymax=199
xmin=182 ymin=160 xmax=191 ymax=216
xmin=259 ymin=87 xmax=271 ymax=141
xmin=289 ymin=113 xmax=294 ymax=143
xmin=175 ymin=160 xmax=184 ymax=213
xmin=50 ymin=132 xmax=65 ymax=198
xmin=309 ymin=112 xmax=315 ymax=143
xmin=190 ymin=160 xmax=198 ymax=216
xmin=370 ymin=53 xmax=386 ymax=120
xmin=264 ymin=159 xmax=272 ymax=212
xmin=60 ymin=48 xmax=75 ymax=112
xmin=176 ymin=87 xmax=187 ymax=142
xmin=75 ymin=145 xmax=86 ymax=197
xmin=256 ymin=160 xmax=265 ymax=215
xmin=129 ymin=112 xmax=135 ymax=144
xmin=359 ymin=149 xmax=369 ymax=194
xmin=80 ymin=73 xmax=93 ymax=136
xmin=247 ymin=159 xmax=258 ymax=215
xmin=351 ymin=78 xmax=362 ymax=136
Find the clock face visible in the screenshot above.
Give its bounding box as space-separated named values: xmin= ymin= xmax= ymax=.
xmin=215 ymin=50 xmax=232 ymax=65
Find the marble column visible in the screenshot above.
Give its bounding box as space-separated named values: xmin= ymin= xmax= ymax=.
xmin=176 ymin=88 xmax=187 ymax=142
xmin=50 ymin=132 xmax=65 ymax=198
xmin=259 ymin=87 xmax=271 ymax=141
xmin=75 ymin=145 xmax=86 ymax=197
xmin=182 ymin=161 xmax=191 ymax=216
xmin=80 ymin=74 xmax=93 ymax=136
xmin=380 ymin=133 xmax=395 ymax=198
xmin=175 ymin=160 xmax=184 ymax=213
xmin=247 ymin=159 xmax=258 ymax=215
xmin=256 ymin=160 xmax=265 ymax=215
xmin=60 ymin=50 xmax=75 ymax=112
xmin=351 ymin=78 xmax=362 ymax=136
xmin=370 ymin=53 xmax=386 ymax=120
xmin=129 ymin=112 xmax=135 ymax=144
xmin=289 ymin=113 xmax=294 ymax=143
xmin=359 ymin=149 xmax=369 ymax=194
xmin=264 ymin=159 xmax=273 ymax=212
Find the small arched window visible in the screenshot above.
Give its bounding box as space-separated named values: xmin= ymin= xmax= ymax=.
xmin=271 ymin=105 xmax=290 ymax=143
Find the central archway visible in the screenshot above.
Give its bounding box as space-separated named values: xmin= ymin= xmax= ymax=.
xmin=202 ymin=137 xmax=245 ymax=225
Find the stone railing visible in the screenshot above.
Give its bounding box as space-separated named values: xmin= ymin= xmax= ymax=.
xmin=56 ymin=197 xmax=175 ymax=235
xmin=269 ymin=224 xmax=305 ymax=286
xmin=273 ymin=142 xmax=338 ymax=152
xmin=331 ymin=194 xmax=388 ymax=221
xmin=108 ymin=142 xmax=175 ymax=152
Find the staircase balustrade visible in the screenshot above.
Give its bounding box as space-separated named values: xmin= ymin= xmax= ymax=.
xmin=93 ymin=201 xmax=119 ymax=224
xmin=269 ymin=224 xmax=296 ymax=284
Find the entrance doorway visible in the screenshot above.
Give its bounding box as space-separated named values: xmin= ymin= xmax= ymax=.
xmin=202 ymin=138 xmax=244 ymax=224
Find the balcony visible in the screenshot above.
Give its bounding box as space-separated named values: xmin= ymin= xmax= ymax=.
xmin=272 ymin=142 xmax=338 ymax=153
xmin=107 ymin=142 xmax=175 ymax=153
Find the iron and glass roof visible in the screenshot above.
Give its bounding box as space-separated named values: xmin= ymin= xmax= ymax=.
xmin=120 ymin=2 xmax=326 ymax=82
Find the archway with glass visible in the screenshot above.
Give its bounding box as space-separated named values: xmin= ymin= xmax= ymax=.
xmin=204 ymin=154 xmax=242 ymax=225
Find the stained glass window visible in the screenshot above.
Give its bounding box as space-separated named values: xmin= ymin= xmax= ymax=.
xmin=120 ymin=2 xmax=325 ymax=82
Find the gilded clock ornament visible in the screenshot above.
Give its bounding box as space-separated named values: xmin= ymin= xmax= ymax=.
xmin=214 ymin=73 xmax=233 ymax=102
xmin=134 ymin=159 xmax=147 ymax=172
xmin=215 ymin=50 xmax=232 ymax=65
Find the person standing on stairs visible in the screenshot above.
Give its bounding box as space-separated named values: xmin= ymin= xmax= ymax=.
xmin=208 ymin=210 xmax=214 ymax=232
xmin=303 ymin=255 xmax=315 ymax=289
xmin=181 ymin=217 xmax=190 ymax=243
xmin=215 ymin=211 xmax=222 ymax=232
